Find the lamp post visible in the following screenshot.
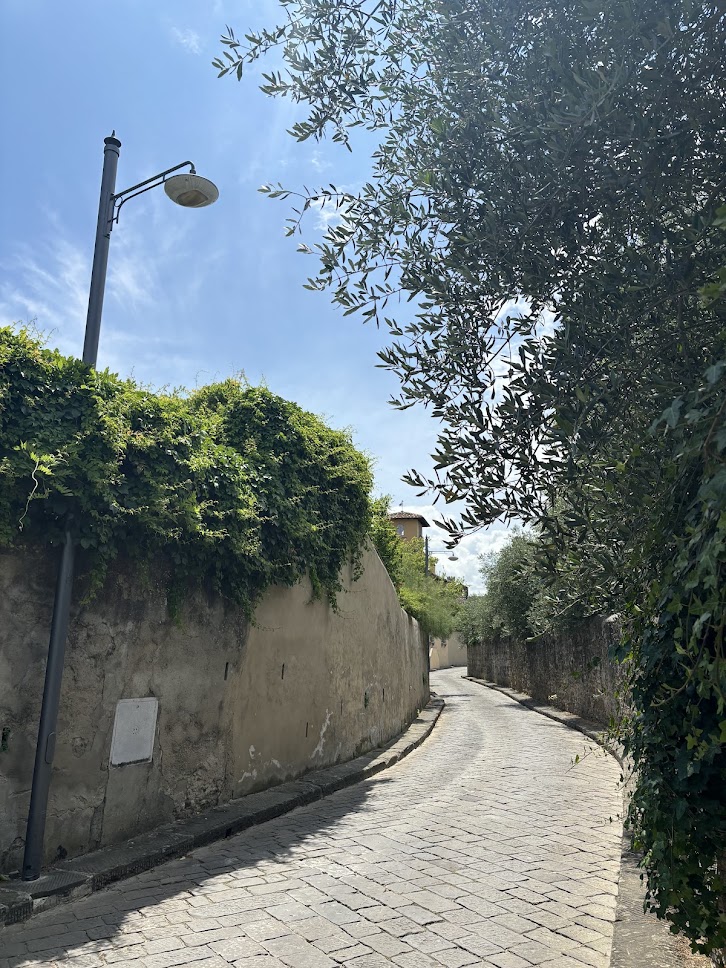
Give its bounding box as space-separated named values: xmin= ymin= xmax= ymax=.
xmin=424 ymin=535 xmax=458 ymax=576
xmin=22 ymin=133 xmax=219 ymax=881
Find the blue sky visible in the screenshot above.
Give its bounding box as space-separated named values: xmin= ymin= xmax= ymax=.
xmin=0 ymin=0 xmax=513 ymax=592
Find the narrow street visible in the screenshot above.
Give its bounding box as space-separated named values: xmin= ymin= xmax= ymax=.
xmin=3 ymin=670 xmax=623 ymax=968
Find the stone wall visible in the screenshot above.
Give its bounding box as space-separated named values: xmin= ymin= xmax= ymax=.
xmin=0 ymin=543 xmax=428 ymax=873
xmin=467 ymin=616 xmax=625 ymax=724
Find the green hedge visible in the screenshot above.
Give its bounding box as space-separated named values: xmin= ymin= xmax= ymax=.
xmin=0 ymin=326 xmax=373 ymax=614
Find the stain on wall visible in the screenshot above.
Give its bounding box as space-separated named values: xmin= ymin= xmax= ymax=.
xmin=0 ymin=543 xmax=427 ymax=873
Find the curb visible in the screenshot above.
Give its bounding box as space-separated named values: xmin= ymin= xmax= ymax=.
xmin=463 ymin=676 xmax=622 ymax=761
xmin=0 ymin=696 xmax=444 ymax=931
xmin=463 ymin=676 xmax=688 ymax=968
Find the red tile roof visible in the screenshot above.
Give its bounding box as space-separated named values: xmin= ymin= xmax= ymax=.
xmin=388 ymin=511 xmax=430 ymax=527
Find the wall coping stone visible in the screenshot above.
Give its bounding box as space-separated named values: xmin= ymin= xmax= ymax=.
xmin=0 ymin=697 xmax=443 ymax=931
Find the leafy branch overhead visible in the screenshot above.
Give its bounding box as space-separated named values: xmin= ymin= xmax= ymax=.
xmin=217 ymin=0 xmax=725 ymax=534
xmin=219 ymin=0 xmax=726 ymax=954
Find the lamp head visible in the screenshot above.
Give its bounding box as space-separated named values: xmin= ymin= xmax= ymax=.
xmin=164 ymin=172 xmax=219 ymax=208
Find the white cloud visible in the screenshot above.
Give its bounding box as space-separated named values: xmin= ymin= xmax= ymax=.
xmin=310 ymin=195 xmax=351 ymax=231
xmin=310 ymin=149 xmax=331 ymax=173
xmin=310 ymin=198 xmax=339 ymax=230
xmin=0 ymin=234 xmax=89 ymax=355
xmin=0 ymin=202 xmax=207 ymax=383
xmin=170 ymin=27 xmax=202 ymax=55
xmin=108 ymin=238 xmax=157 ymax=310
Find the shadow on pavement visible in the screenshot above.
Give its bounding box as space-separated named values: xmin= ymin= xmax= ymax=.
xmin=7 ymin=777 xmax=379 ymax=962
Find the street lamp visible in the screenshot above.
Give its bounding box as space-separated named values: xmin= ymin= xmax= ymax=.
xmin=82 ymin=133 xmax=218 ymax=366
xmin=424 ymin=535 xmax=458 ymax=577
xmin=22 ymin=133 xmax=219 ymax=882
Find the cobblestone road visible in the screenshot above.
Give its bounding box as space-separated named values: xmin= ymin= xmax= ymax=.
xmin=3 ymin=670 xmax=623 ymax=968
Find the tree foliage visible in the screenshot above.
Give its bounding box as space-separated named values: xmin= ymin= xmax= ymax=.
xmin=0 ymin=326 xmax=373 ymax=615
xmin=368 ymin=495 xmax=404 ymax=589
xmin=614 ymin=360 xmax=726 ymax=952
xmin=219 ymin=0 xmax=726 ymax=951
xmin=368 ymin=498 xmax=464 ymax=637
xmin=454 ymin=594 xmax=492 ymax=650
xmin=396 ymin=536 xmax=465 ymax=640
xmin=455 ymin=533 xmax=540 ymax=645
xmin=217 ymin=0 xmax=724 ymax=535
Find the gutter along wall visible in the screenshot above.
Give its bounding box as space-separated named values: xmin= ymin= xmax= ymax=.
xmin=0 ymin=543 xmax=428 ymax=873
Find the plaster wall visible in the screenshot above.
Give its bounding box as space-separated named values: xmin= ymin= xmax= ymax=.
xmin=0 ymin=544 xmax=427 ymax=873
xmin=467 ymin=617 xmax=626 ymax=724
xmin=230 ymin=552 xmax=428 ymax=798
xmin=391 ymin=519 xmax=424 ymax=541
xmin=429 ymin=634 xmax=467 ymax=671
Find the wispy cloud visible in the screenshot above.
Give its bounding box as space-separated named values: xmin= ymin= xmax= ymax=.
xmin=0 ymin=219 xmax=159 ymax=330
xmin=0 ymin=204 xmax=207 ymax=384
xmin=0 ymin=233 xmax=90 ymax=355
xmin=310 ymin=149 xmax=331 ymax=174
xmin=170 ymin=27 xmax=202 ymax=55
xmin=310 ymin=194 xmax=352 ymax=231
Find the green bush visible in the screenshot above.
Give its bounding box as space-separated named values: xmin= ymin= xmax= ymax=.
xmin=0 ymin=326 xmax=373 ymax=615
xmin=367 ymin=502 xmax=464 ymax=638
xmin=455 ymin=533 xmax=540 ymax=645
xmin=397 ymin=536 xmax=465 ymax=639
xmin=455 ymin=595 xmax=495 ymax=649
xmin=368 ymin=495 xmax=403 ymax=589
xmin=615 ymin=362 xmax=726 ymax=955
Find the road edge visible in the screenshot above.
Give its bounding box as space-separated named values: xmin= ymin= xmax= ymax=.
xmin=463 ymin=675 xmax=688 ymax=968
xmin=0 ymin=696 xmax=444 ymax=931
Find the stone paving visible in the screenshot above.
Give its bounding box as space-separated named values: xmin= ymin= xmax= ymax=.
xmin=2 ymin=669 xmax=624 ymax=968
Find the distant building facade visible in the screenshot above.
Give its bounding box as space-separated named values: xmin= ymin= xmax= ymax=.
xmin=388 ymin=509 xmax=468 ymax=669
xmin=388 ymin=510 xmax=429 ymax=541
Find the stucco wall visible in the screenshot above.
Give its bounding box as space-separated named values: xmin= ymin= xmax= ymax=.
xmin=390 ymin=519 xmax=424 ymax=541
xmin=0 ymin=543 xmax=427 ymax=873
xmin=430 ymin=634 xmax=467 ymax=671
xmin=467 ymin=617 xmax=625 ymax=724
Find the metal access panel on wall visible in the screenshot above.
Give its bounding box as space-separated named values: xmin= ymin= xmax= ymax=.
xmin=109 ymin=697 xmax=158 ymax=766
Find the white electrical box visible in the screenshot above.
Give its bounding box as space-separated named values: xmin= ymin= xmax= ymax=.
xmin=109 ymin=697 xmax=158 ymax=766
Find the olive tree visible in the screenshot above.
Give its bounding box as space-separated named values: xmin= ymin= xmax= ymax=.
xmin=216 ymin=1 xmax=726 ymax=953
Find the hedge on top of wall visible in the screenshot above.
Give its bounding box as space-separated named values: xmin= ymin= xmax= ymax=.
xmin=0 ymin=326 xmax=373 ymax=614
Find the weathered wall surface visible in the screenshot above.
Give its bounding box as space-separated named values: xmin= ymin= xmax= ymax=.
xmin=0 ymin=544 xmax=427 ymax=873
xmin=230 ymin=551 xmax=428 ymax=799
xmin=430 ymin=634 xmax=467 ymax=671
xmin=467 ymin=617 xmax=625 ymax=724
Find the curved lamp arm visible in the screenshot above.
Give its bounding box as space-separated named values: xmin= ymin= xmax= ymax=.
xmin=112 ymin=161 xmax=196 ymax=224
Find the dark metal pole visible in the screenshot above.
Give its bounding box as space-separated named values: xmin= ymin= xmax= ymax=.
xmin=424 ymin=535 xmax=429 ymax=576
xmin=82 ymin=134 xmax=121 ymax=367
xmin=22 ymin=134 xmax=120 ymax=880
xmin=21 ymin=529 xmax=75 ymax=879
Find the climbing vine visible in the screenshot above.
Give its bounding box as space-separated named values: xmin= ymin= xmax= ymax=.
xmin=0 ymin=326 xmax=373 ymax=615
xmin=616 ymin=360 xmax=726 ymax=956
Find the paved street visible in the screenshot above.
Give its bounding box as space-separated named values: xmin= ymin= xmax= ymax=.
xmin=3 ymin=669 xmax=623 ymax=968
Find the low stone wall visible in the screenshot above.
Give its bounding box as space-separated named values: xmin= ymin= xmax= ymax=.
xmin=0 ymin=543 xmax=427 ymax=873
xmin=467 ymin=617 xmax=625 ymax=724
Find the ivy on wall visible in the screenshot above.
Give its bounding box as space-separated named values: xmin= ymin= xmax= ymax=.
xmin=0 ymin=326 xmax=373 ymax=614
xmin=616 ymin=362 xmax=726 ymax=955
